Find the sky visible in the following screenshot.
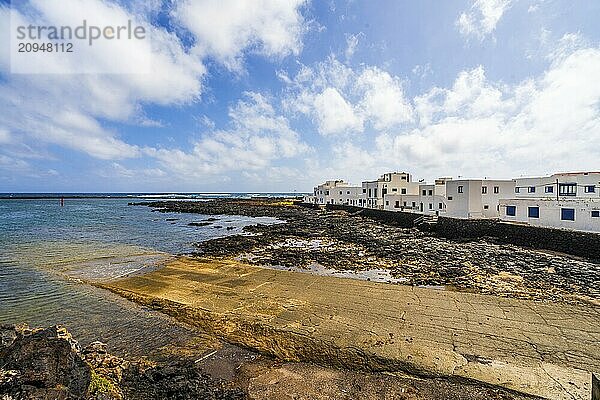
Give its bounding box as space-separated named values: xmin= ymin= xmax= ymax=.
xmin=0 ymin=0 xmax=599 ymax=193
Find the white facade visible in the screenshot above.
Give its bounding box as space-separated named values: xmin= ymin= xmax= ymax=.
xmin=499 ymin=198 xmax=600 ymax=232
xmin=383 ymin=194 xmax=420 ymax=212
xmin=446 ymin=179 xmax=515 ymax=219
xmin=362 ymin=172 xmax=419 ymax=209
xmin=498 ymin=172 xmax=600 ymax=232
xmin=312 ymin=180 xmax=362 ymax=205
xmin=513 ymin=172 xmax=600 ymax=199
xmin=383 ymin=178 xmax=451 ymax=215
xmin=308 ymin=171 xmax=600 ymax=233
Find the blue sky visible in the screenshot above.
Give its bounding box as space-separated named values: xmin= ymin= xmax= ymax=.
xmin=1 ymin=0 xmax=599 ymax=192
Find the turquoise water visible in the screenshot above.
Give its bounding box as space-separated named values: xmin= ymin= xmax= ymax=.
xmin=0 ymin=198 xmax=279 ymax=357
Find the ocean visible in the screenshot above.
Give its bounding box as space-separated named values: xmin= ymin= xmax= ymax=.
xmin=0 ymin=195 xmax=289 ymax=357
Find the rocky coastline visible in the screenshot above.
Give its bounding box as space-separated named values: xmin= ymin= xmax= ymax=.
xmin=5 ymin=198 xmax=598 ymax=399
xmin=0 ymin=324 xmax=245 ymax=400
xmin=138 ymin=198 xmax=600 ymax=305
xmin=0 ymin=324 xmax=536 ymax=400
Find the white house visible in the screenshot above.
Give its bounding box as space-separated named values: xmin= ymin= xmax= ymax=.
xmin=513 ymin=172 xmax=600 ymax=199
xmin=312 ymin=180 xmax=362 ymax=206
xmin=383 ymin=177 xmax=450 ymax=215
xmin=362 ymin=172 xmax=420 ymax=209
xmin=445 ymin=179 xmax=515 ymax=219
xmin=499 ymin=172 xmax=600 ymax=232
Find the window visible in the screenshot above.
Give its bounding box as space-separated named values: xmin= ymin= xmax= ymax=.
xmin=448 ymin=196 xmax=453 ymax=200
xmin=412 ymin=201 xmax=416 ymax=208
xmin=515 ymin=187 xmax=520 ymax=193
xmin=363 ymin=189 xmax=366 ymax=193
xmin=394 ymin=201 xmax=399 ymax=208
xmin=385 ymin=201 xmax=389 ymax=206
xmin=458 ymin=185 xmax=464 ymax=193
xmin=561 ymin=208 xmax=575 ymax=221
xmin=585 ymin=185 xmax=596 ymax=193
xmin=528 ymin=206 xmax=540 ymax=218
xmin=422 ymin=189 xmax=427 ymax=196
xmin=559 ymin=183 xmax=577 ymax=196
xmin=326 ymin=190 xmax=329 ymax=195
xmin=401 ymin=176 xmax=407 ymax=180
xmin=382 ymin=188 xmax=387 ymax=195
xmin=438 ymin=202 xmax=443 ymax=209
xmin=592 ymin=211 xmax=600 ymax=218
xmin=506 ymin=206 xmax=516 ymax=216
xmin=401 ymin=188 xmax=407 ymax=194
xmin=482 ymin=186 xmax=487 ymax=194
xmin=428 ymin=190 xmax=433 ymax=196
xmin=339 ymin=191 xmax=343 ymax=195
xmin=403 ymin=201 xmax=407 ymax=207
xmin=545 ymin=186 xmax=554 ymax=193
xmin=347 ymin=191 xmax=350 ymax=195
xmin=374 ymin=189 xmax=378 ymax=197
xmin=392 ymin=188 xmax=397 ymax=192
xmin=483 ymin=205 xmax=489 ymax=210
xmin=429 ymin=203 xmax=433 ymax=210
xmin=528 ymin=186 xmax=536 ymax=193
xmin=493 ymin=186 xmax=499 ymax=194
xmin=368 ymin=189 xmax=372 ymax=197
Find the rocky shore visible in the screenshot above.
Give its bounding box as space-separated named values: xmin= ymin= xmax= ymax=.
xmin=0 ymin=324 xmax=537 ymax=400
xmin=0 ymin=324 xmax=245 ymax=400
xmin=138 ymin=199 xmax=600 ymax=304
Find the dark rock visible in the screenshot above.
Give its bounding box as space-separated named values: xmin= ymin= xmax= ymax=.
xmin=0 ymin=325 xmax=248 ymax=400
xmin=0 ymin=325 xmax=91 ymax=399
xmin=121 ymin=361 xmax=246 ymax=400
xmin=188 ymin=222 xmax=212 ymax=227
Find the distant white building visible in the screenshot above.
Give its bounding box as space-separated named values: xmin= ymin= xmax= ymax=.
xmin=312 ymin=180 xmax=362 ymax=206
xmin=362 ymin=172 xmax=420 ymax=209
xmin=307 ymin=171 xmax=600 ymax=233
xmin=445 ymin=179 xmax=515 ymax=219
xmin=499 ymin=172 xmax=600 ymax=232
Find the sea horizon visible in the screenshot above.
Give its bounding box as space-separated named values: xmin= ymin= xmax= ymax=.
xmin=0 ymin=192 xmax=309 ymax=199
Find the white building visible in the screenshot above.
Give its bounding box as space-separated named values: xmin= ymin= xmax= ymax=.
xmin=513 ymin=172 xmax=600 ymax=199
xmin=499 ymin=172 xmax=600 ymax=232
xmin=312 ymin=180 xmax=362 ymax=206
xmin=383 ymin=177 xmax=451 ymax=215
xmin=445 ymin=179 xmax=515 ymax=219
xmin=361 ymin=172 xmax=420 ymax=209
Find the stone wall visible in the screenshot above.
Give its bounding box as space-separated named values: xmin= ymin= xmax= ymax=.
xmin=325 ymin=204 xmax=421 ymax=228
xmin=436 ymin=217 xmax=600 ymax=262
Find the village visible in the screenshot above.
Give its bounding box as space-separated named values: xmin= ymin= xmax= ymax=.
xmin=306 ymin=171 xmax=600 ymax=233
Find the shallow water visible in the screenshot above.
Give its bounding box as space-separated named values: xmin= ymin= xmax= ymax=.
xmin=259 ymin=262 xmax=409 ymax=284
xmin=0 ymin=198 xmax=280 ymax=356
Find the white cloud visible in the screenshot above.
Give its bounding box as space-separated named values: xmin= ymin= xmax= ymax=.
xmin=0 ymin=129 xmax=11 ymax=144
xmin=357 ymin=67 xmax=413 ymax=129
xmin=457 ymin=0 xmax=512 ymax=41
xmin=344 ymin=32 xmax=363 ymax=61
xmin=173 ymin=0 xmax=308 ymax=71
xmin=377 ymin=47 xmax=600 ymax=179
xmin=313 ymin=88 xmax=363 ymax=135
xmin=0 ymin=1 xmax=205 ymax=160
xmin=282 ymin=57 xmax=413 ymax=135
xmin=0 ymin=0 xmax=311 ymax=170
xmin=146 ymin=92 xmax=311 ymax=179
